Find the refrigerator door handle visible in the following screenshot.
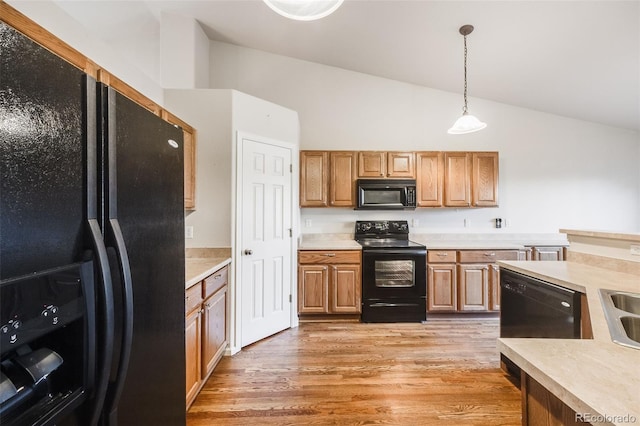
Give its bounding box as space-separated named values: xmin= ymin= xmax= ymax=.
xmin=87 ymin=219 xmax=115 ymax=426
xmin=104 ymin=218 xmax=134 ymax=425
xmin=86 ymin=75 xmax=115 ymax=426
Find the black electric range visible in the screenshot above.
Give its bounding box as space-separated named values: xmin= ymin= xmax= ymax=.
xmin=355 ymin=221 xmax=427 ymax=322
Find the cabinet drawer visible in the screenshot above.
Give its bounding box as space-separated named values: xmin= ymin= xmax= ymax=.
xmin=299 ymin=250 xmax=361 ymax=264
xmin=186 ymin=282 xmax=203 ymax=314
xmin=457 ymin=250 xmax=520 ymax=263
xmin=427 ymin=250 xmax=456 ymax=263
xmin=203 ymin=265 xmax=228 ymax=299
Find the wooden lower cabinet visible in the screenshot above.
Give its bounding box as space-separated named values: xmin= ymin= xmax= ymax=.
xmin=522 ymin=373 xmax=588 ymax=426
xmin=527 ymin=246 xmax=566 ymax=261
xmin=185 ymin=264 xmax=229 ymax=408
xmin=427 ymin=262 xmax=457 ymax=311
xmin=185 ymin=281 xmax=203 ymax=406
xmin=458 ymin=264 xmax=489 ymax=311
xmin=427 ymin=250 xmax=521 ymax=313
xmin=298 ymin=250 xmax=361 ymax=319
xmin=202 ymin=287 xmax=227 ymax=377
xmin=185 ymin=302 xmax=202 ymax=406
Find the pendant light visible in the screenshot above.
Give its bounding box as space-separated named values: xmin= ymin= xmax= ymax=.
xmin=448 ymin=25 xmax=486 ymax=135
xmin=263 ymin=0 xmax=344 ymax=21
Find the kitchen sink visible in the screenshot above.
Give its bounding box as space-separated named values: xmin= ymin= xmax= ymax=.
xmin=620 ymin=317 xmax=640 ymax=343
xmin=599 ymin=289 xmax=640 ymax=350
xmin=610 ymin=292 xmax=640 ymax=315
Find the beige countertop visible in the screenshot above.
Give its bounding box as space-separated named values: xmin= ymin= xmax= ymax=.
xmin=561 ymin=229 xmax=640 ymax=243
xmin=298 ymin=233 xmax=568 ymax=251
xmin=185 ymin=257 xmax=232 ymax=289
xmin=298 ymin=240 xmax=362 ymax=250
xmin=497 ymin=261 xmax=640 ymax=425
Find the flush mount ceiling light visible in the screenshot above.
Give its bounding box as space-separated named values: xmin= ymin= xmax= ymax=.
xmin=448 ymin=25 xmax=486 ymax=135
xmin=263 ymin=0 xmax=344 ymax=21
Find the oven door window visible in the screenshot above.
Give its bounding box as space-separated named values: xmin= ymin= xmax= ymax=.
xmin=374 ymin=260 xmax=415 ymax=288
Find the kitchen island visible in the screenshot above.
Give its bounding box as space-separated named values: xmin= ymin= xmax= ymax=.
xmin=498 ymin=252 xmax=639 ymax=425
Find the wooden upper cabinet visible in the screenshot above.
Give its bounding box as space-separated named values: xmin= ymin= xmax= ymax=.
xmin=358 ymin=151 xmax=386 ymax=177
xmin=300 ymin=150 xmax=498 ymax=209
xmin=183 ymin=129 xmax=196 ymax=210
xmin=358 ymin=151 xmax=415 ymax=178
xmin=387 ymin=152 xmax=415 ymax=178
xmin=300 ymin=151 xmax=329 ymax=207
xmin=444 ymin=152 xmax=471 ymax=207
xmin=161 ymin=110 xmax=196 ymax=210
xmin=472 ymin=152 xmax=499 ymax=207
xmin=329 ymin=151 xmax=357 ymax=207
xmin=416 ymin=152 xmax=443 ymax=207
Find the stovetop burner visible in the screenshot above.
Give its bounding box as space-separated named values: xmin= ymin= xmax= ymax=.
xmin=355 ymin=220 xmax=425 ymax=250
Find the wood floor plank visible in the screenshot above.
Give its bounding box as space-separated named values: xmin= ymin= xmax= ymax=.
xmin=187 ymin=319 xmax=521 ymax=425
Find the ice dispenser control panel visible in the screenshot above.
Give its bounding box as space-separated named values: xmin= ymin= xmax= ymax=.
xmin=0 ymin=262 xmax=92 ymax=354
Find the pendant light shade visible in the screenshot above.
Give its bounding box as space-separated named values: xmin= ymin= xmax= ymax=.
xmin=448 ymin=25 xmax=486 ymax=135
xmin=263 ymin=0 xmax=344 ymax=21
xmin=448 ymin=112 xmax=487 ymax=135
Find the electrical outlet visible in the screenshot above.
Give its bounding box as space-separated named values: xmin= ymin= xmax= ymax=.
xmin=412 ymin=218 xmax=419 ymax=227
xmin=185 ymin=226 xmax=194 ymax=239
xmin=464 ymin=218 xmax=470 ymax=228
xmin=305 ymin=219 xmax=312 ymax=228
xmin=630 ymin=244 xmax=640 ymax=256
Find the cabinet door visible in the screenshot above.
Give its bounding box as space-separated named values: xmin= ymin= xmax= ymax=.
xmin=330 ymin=264 xmax=361 ymax=313
xmin=329 ymin=151 xmax=357 ymax=207
xmin=300 ymin=151 xmax=328 ymax=207
xmin=161 ymin=110 xmax=196 ymax=210
xmin=185 ymin=308 xmax=202 ymax=406
xmin=427 ymin=263 xmax=457 ymax=311
xmin=472 ymin=152 xmax=498 ymax=207
xmin=458 ymin=264 xmax=489 ymax=311
xmin=444 ymin=152 xmax=471 ymax=207
xmin=489 ymin=264 xmax=501 ymax=311
xmin=183 ymin=129 xmax=196 ymax=210
xmin=416 ymin=152 xmax=443 ymax=207
xmin=358 ymin=151 xmax=386 ymax=177
xmin=387 ymin=152 xmax=415 ymax=178
xmin=532 ymin=246 xmax=565 ymax=261
xmin=298 ymin=265 xmax=329 ymax=313
xmin=202 ymin=287 xmax=227 ymax=378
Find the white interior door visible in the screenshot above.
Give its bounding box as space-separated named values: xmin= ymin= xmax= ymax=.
xmin=240 ymin=135 xmax=292 ymax=347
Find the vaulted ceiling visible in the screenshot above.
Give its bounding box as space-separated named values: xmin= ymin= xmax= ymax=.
xmin=52 ymin=0 xmax=640 ymax=131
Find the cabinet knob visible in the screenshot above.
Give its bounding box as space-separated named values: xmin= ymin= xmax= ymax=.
xmin=244 ymin=249 xmax=253 ymax=255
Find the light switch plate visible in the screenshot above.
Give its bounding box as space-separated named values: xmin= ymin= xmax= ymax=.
xmin=185 ymin=226 xmax=194 ymax=239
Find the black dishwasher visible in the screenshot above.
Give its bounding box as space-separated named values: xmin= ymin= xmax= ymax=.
xmin=500 ymin=269 xmax=582 ymax=378
xmin=500 ymin=269 xmax=581 ymax=339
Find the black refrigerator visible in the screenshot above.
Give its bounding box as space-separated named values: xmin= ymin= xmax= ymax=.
xmin=0 ymin=22 xmax=186 ymax=426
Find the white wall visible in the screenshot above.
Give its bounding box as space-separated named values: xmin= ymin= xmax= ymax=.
xmin=164 ymin=89 xmax=299 ymax=248
xmin=160 ymin=12 xmax=210 ymax=88
xmin=209 ymin=41 xmax=640 ymax=234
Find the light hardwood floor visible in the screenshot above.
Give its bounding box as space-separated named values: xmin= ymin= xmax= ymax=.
xmin=187 ymin=319 xmax=521 ymax=425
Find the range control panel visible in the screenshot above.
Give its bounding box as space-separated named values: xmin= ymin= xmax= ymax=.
xmin=355 ymin=220 xmax=409 ymax=236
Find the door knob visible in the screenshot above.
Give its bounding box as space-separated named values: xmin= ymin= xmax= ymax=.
xmin=244 ymin=249 xmax=253 ymax=255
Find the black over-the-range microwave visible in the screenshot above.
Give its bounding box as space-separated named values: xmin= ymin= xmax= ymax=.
xmin=356 ymin=179 xmax=417 ymax=210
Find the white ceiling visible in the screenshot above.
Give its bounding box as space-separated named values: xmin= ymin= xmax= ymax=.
xmin=53 ymin=0 xmax=640 ymax=131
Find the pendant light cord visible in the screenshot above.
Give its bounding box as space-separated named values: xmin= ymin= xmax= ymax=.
xmin=463 ymin=34 xmax=468 ymax=114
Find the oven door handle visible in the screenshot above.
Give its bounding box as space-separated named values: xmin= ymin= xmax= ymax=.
xmin=364 ymin=249 xmax=426 ymax=256
xmin=369 ymin=302 xmax=420 ymax=307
